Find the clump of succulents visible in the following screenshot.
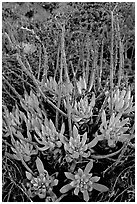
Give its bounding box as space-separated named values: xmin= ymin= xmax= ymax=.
xmin=60 ymin=160 xmax=109 ymax=201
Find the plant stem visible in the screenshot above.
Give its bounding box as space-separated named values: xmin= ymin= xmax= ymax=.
xmin=110 ymin=10 xmax=114 ymax=114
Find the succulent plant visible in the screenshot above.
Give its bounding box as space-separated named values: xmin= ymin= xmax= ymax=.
xmin=60 ymin=125 xmax=98 ymax=162
xmin=71 ymin=94 xmax=95 ymax=123
xmin=98 ymin=110 xmax=131 ymax=147
xmin=60 ymin=160 xmax=109 ymax=201
xmin=107 ymin=86 xmax=135 ymax=114
xmin=11 ymin=131 xmax=37 ymax=162
xmin=26 ymin=157 xmax=58 ymax=199
xmin=34 ymin=119 xmax=64 ymax=151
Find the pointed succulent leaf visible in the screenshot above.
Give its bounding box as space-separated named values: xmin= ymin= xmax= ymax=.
xmin=60 ymin=123 xmax=65 ymax=135
xmin=60 ymin=184 xmax=73 ymax=194
xmin=35 ymin=127 xmax=42 ymax=138
xmin=74 ymin=187 xmax=79 ymax=195
xmin=81 ymin=132 xmax=87 ymax=146
xmin=116 ymin=97 xmax=124 ymax=110
xmin=101 ymin=110 xmax=107 ymax=129
xmin=88 ymin=137 xmax=98 ymax=148
xmin=52 ymin=179 xmax=58 ymax=186
xmin=78 ymin=168 xmax=84 ymax=176
xmin=113 ymin=113 xmax=122 ymax=126
xmin=83 ymin=190 xmax=89 ymax=202
xmin=124 ymin=86 xmax=131 ymax=101
xmin=65 ymin=172 xmax=75 ymax=180
xmin=84 ymin=160 xmax=94 ymax=174
xmin=109 ymin=113 xmax=115 ymax=126
xmin=90 ymin=92 xmax=95 ymax=107
xmin=49 ymin=120 xmax=56 ymax=133
xmin=36 ymin=157 xmax=45 ymax=174
xmin=91 ymin=176 xmax=100 ymax=183
xmin=26 ymin=171 xmax=32 ymax=180
xmin=92 ymin=183 xmax=109 ymax=192
xmin=73 ymin=126 xmax=78 ymax=138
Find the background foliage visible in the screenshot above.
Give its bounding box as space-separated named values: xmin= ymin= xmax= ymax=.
xmin=2 ymin=2 xmax=135 ymax=202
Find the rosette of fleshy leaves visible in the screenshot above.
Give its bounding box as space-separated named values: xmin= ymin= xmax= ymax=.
xmin=3 ymin=106 xmax=38 ymax=161
xmin=71 ymin=93 xmax=95 ymax=123
xmin=98 ymin=110 xmax=131 ymax=148
xmin=59 ymin=126 xmax=98 ymax=162
xmin=108 ymin=86 xmax=135 ymax=114
xmin=34 ymin=117 xmax=64 ymax=151
xmin=26 ymin=157 xmax=58 ymax=199
xmin=60 ymin=160 xmax=109 ymax=201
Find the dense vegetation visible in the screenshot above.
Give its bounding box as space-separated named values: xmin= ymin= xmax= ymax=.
xmin=2 ymin=2 xmax=135 ymax=202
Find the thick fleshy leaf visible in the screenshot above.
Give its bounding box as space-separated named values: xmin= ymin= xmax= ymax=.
xmin=113 ymin=113 xmax=122 ymax=126
xmin=77 ymin=168 xmax=83 ymax=177
xmin=90 ymin=93 xmax=95 ymax=107
xmin=74 ymin=187 xmax=79 ymax=195
xmin=60 ymin=184 xmax=73 ymax=193
xmin=81 ymin=132 xmax=87 ymax=146
xmin=73 ymin=126 xmax=78 ymax=138
xmin=70 ymin=180 xmax=76 ymax=187
xmin=49 ymin=120 xmax=56 ymax=133
xmin=60 ymin=123 xmax=65 ymax=135
xmin=36 ymin=157 xmax=45 ymax=174
xmin=82 ymin=190 xmax=89 ymax=202
xmin=92 ymin=183 xmax=109 ymax=192
xmin=116 ymin=97 xmax=124 ymax=110
xmin=53 ymin=179 xmax=58 ymax=186
xmin=124 ymin=87 xmax=131 ymax=102
xmin=35 ymin=127 xmax=42 ymax=138
xmin=26 ymin=171 xmax=32 ymax=180
xmin=109 ymin=113 xmax=115 ymax=126
xmin=101 ymin=110 xmax=107 ymax=128
xmin=88 ymin=137 xmax=98 ymax=148
xmin=65 ymin=172 xmax=75 ymax=180
xmin=84 ymin=160 xmax=93 ymax=174
xmin=91 ymin=176 xmax=100 ymax=183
